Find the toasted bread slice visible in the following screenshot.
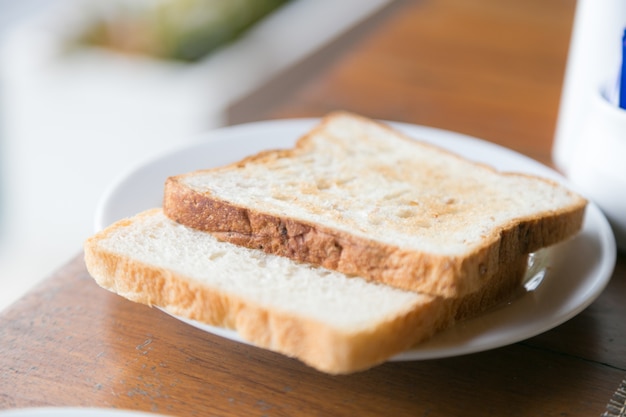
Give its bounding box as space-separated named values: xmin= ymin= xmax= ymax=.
xmin=163 ymin=112 xmax=585 ymax=298
xmin=84 ymin=209 xmax=528 ymax=374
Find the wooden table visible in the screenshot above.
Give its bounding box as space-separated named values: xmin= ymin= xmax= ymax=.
xmin=2 ymin=0 xmax=625 ymax=415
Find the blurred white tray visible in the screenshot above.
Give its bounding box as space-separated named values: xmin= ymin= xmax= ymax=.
xmin=0 ymin=0 xmax=392 ymax=310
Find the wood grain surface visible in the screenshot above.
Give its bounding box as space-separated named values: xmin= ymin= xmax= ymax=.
xmin=2 ymin=0 xmax=626 ymax=416
xmin=1 ymin=254 xmax=624 ymax=416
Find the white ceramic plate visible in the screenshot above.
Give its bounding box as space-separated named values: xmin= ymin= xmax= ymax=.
xmin=95 ymin=119 xmax=617 ymax=361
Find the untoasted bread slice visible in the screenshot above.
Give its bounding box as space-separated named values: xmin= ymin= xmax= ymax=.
xmin=163 ymin=112 xmax=586 ymax=298
xmin=84 ymin=209 xmax=528 ymax=374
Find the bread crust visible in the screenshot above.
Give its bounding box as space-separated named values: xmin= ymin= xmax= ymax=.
xmin=163 ymin=175 xmax=584 ymax=298
xmin=84 ymin=209 xmax=529 ymax=374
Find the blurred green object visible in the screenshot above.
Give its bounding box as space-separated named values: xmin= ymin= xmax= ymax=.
xmin=79 ymin=0 xmax=292 ymax=62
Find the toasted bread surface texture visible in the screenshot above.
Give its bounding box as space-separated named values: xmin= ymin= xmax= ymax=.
xmin=84 ymin=209 xmax=528 ymax=374
xmin=163 ymin=112 xmax=586 ymax=297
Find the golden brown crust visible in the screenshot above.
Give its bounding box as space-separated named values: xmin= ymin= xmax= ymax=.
xmin=450 ymin=253 xmax=528 ymax=321
xmin=163 ymin=175 xmax=584 ymax=298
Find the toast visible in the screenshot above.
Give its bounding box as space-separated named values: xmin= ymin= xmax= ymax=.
xmin=84 ymin=209 xmax=528 ymax=374
xmin=163 ymin=112 xmax=586 ymax=298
